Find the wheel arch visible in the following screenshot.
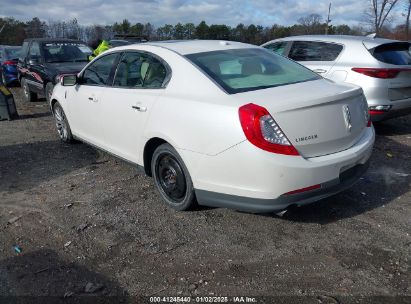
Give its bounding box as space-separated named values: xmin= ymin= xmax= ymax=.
xmin=50 ymin=98 xmax=59 ymax=112
xmin=143 ymin=137 xmax=168 ymax=176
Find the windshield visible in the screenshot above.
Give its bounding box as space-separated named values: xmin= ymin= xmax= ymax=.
xmin=372 ymin=42 xmax=411 ymax=66
xmin=186 ymin=48 xmax=320 ymax=94
xmin=42 ymin=42 xmax=92 ymax=63
xmin=5 ymin=47 xmax=21 ymax=60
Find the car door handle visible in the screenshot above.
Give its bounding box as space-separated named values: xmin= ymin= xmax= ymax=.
xmin=88 ymin=96 xmax=98 ymax=102
xmin=132 ymin=105 xmax=147 ymax=112
xmin=313 ymin=69 xmax=327 ymax=74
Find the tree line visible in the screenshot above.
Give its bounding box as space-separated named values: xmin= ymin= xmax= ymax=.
xmin=0 ymin=0 xmax=410 ymax=47
xmin=0 ymin=15 xmax=368 ymax=46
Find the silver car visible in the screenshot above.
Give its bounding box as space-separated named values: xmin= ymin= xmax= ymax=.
xmin=262 ymin=35 xmax=411 ymax=121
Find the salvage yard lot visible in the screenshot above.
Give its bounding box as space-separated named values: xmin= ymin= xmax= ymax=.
xmin=0 ymin=88 xmax=410 ymax=300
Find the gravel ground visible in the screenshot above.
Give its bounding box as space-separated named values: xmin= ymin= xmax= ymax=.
xmin=0 ymin=87 xmax=410 ymax=303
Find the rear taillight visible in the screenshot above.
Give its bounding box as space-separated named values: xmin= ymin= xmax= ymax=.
xmin=2 ymin=60 xmax=16 ymax=66
xmin=239 ymin=103 xmax=299 ymax=156
xmin=352 ymin=68 xmax=410 ymax=79
xmin=361 ymin=97 xmax=371 ymax=127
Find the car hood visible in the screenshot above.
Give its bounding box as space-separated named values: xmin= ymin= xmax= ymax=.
xmin=45 ymin=62 xmax=88 ymax=75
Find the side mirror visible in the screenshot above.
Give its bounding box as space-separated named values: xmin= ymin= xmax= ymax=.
xmin=62 ymin=75 xmax=77 ymax=86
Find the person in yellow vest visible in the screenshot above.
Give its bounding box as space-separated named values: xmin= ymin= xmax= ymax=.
xmin=88 ymin=40 xmax=111 ymax=61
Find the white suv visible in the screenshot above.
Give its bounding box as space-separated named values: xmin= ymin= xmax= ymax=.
xmin=262 ymin=35 xmax=411 ymax=121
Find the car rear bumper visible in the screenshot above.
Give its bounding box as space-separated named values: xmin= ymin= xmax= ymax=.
xmin=195 ymin=160 xmax=369 ymax=213
xmin=370 ymin=97 xmax=411 ymax=121
xmin=358 ymin=80 xmax=411 ymax=121
xmin=185 ymin=127 xmax=375 ymax=213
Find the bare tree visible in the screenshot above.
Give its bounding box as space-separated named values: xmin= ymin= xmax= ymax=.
xmin=297 ymin=14 xmax=325 ymax=34
xmin=365 ymin=0 xmax=399 ymax=36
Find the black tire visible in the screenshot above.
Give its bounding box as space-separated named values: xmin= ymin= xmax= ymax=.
xmin=21 ymin=77 xmax=37 ymax=102
xmin=151 ymin=143 xmax=196 ymax=211
xmin=45 ymin=82 xmax=54 ymax=103
xmin=53 ymin=102 xmax=74 ymax=143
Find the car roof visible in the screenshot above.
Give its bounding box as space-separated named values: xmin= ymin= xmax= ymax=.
xmin=3 ymin=45 xmax=21 ymax=49
xmin=23 ymin=38 xmax=86 ymax=44
xmin=137 ymin=40 xmax=258 ymax=55
xmin=269 ymin=35 xmax=401 ymax=48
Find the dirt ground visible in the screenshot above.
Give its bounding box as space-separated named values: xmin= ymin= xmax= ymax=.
xmin=0 ymin=87 xmax=410 ymax=303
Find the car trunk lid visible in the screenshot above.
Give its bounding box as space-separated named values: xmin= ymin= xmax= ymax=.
xmin=235 ymin=79 xmax=368 ymax=158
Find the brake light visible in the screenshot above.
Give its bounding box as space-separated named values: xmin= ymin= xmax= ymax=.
xmin=352 ymin=68 xmax=410 ymax=79
xmin=369 ymin=110 xmax=385 ymax=115
xmin=239 ymin=103 xmax=299 ymax=156
xmin=368 ymin=105 xmax=392 ymax=117
xmin=2 ymin=60 xmax=16 ymax=66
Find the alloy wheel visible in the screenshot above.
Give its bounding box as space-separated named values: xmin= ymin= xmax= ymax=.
xmin=54 ymin=106 xmax=68 ymax=140
xmin=23 ymin=81 xmax=30 ymax=98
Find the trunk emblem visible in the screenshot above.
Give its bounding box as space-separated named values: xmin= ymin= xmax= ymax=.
xmin=343 ymin=105 xmax=352 ymax=132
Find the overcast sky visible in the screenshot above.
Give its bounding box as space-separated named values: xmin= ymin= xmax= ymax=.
xmin=0 ymin=0 xmax=406 ymax=27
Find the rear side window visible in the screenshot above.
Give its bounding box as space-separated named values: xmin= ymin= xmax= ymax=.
xmin=371 ymin=42 xmax=411 ymax=65
xmin=264 ymin=42 xmax=288 ymax=55
xmin=82 ymin=53 xmax=118 ymax=86
xmin=289 ymin=41 xmax=343 ymax=62
xmin=113 ymin=52 xmax=167 ymax=88
xmin=186 ymin=48 xmax=320 ymax=94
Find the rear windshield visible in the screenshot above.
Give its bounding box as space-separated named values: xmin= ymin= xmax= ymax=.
xmin=42 ymin=42 xmax=92 ymax=63
xmin=5 ymin=47 xmax=21 ymax=59
xmin=371 ymin=42 xmax=411 ymax=65
xmin=186 ymin=48 xmax=320 ymax=94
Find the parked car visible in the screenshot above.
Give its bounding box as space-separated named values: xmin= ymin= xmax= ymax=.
xmin=262 ymin=35 xmax=411 ymax=121
xmin=50 ymin=40 xmax=374 ymax=213
xmin=112 ymin=34 xmax=148 ymax=43
xmin=17 ymin=38 xmax=92 ymax=102
xmin=0 ymin=45 xmax=21 ymax=85
xmin=109 ymin=36 xmax=148 ymax=48
xmin=109 ymin=39 xmax=131 ymax=47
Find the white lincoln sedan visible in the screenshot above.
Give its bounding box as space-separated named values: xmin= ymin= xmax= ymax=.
xmin=50 ymin=40 xmax=375 ymax=213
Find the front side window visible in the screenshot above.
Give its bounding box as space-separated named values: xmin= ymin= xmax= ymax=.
xmin=186 ymin=48 xmax=320 ymax=94
xmin=42 ymin=42 xmax=92 ymax=63
xmin=264 ymin=42 xmax=288 ymax=55
xmin=113 ymin=52 xmax=167 ymax=88
xmin=289 ymin=41 xmax=343 ymax=62
xmin=29 ymin=42 xmax=41 ymax=59
xmin=82 ymin=53 xmax=118 ymax=86
xmin=19 ymin=42 xmax=29 ymax=61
